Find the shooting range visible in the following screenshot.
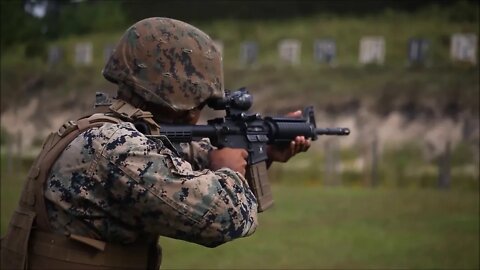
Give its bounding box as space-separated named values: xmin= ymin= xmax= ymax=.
xmin=1 ymin=1 xmax=478 ymax=269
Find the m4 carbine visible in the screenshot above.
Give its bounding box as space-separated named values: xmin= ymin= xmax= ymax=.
xmin=148 ymin=88 xmax=350 ymax=212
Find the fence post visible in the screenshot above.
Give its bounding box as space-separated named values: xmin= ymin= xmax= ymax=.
xmin=323 ymin=141 xmax=330 ymax=186
xmin=16 ymin=131 xmax=22 ymax=157
xmin=474 ymin=140 xmax=480 ymax=179
xmin=324 ymin=138 xmax=340 ymax=186
xmin=371 ymin=135 xmax=379 ymax=187
xmin=333 ymin=139 xmax=340 ymax=186
xmin=438 ymin=140 xmax=451 ymax=189
xmin=7 ymin=136 xmax=13 ymax=177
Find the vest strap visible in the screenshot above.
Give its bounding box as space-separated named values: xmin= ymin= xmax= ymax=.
xmin=2 ymin=105 xmax=163 ymax=270
xmin=109 ymin=99 xmax=160 ymax=135
xmin=29 ymin=230 xmax=155 ymax=269
xmin=13 ymin=112 xmax=124 ymax=234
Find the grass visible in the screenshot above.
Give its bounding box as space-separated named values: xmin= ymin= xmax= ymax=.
xmin=1 ymin=156 xmax=478 ymax=269
xmin=160 ymin=185 xmax=479 ymax=269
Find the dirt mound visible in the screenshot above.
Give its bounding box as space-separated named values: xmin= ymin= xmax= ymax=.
xmin=1 ymin=88 xmax=478 ymax=159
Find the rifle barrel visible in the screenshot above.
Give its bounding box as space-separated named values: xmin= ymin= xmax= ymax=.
xmin=316 ymin=128 xmax=350 ymax=136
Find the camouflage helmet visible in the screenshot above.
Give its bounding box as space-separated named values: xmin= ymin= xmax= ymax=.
xmin=103 ymin=17 xmax=224 ymax=111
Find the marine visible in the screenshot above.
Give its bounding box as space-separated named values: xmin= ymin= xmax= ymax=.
xmin=1 ymin=17 xmax=310 ymax=269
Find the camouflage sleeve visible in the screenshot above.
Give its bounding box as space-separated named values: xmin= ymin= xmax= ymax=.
xmin=177 ymin=139 xmax=214 ymax=170
xmin=45 ymin=122 xmax=257 ymax=247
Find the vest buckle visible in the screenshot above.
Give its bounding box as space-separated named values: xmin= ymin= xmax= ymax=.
xmin=57 ymin=120 xmax=78 ymax=137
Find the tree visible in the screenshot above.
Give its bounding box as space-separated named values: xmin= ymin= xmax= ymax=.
xmin=1 ymin=0 xmax=44 ymax=52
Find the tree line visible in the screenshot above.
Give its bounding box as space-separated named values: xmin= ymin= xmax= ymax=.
xmin=1 ymin=0 xmax=477 ymax=54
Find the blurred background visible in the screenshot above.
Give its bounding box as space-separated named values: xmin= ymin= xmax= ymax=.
xmin=1 ymin=0 xmax=479 ymax=269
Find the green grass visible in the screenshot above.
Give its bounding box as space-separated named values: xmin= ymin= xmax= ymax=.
xmin=1 ymin=156 xmax=478 ymax=269
xmin=160 ymin=185 xmax=479 ymax=269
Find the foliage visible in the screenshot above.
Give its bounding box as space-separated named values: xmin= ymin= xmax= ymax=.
xmin=2 ymin=0 xmax=478 ymax=53
xmin=121 ymin=0 xmax=479 ymax=22
xmin=0 ymin=0 xmax=45 ymax=53
xmin=1 ymin=0 xmax=127 ymax=52
xmin=2 ymin=2 xmax=478 ymax=114
xmin=53 ymin=1 xmax=127 ymax=38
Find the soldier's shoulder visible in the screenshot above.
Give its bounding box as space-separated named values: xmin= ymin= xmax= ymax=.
xmin=77 ymin=121 xmax=159 ymax=153
xmin=97 ymin=121 xmax=140 ymax=138
xmin=79 ymin=121 xmax=137 ymax=140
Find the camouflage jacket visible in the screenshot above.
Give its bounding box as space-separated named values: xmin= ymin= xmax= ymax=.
xmin=44 ymin=121 xmax=258 ymax=247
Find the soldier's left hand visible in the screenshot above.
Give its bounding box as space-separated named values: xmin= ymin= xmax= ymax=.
xmin=266 ymin=110 xmax=311 ymax=163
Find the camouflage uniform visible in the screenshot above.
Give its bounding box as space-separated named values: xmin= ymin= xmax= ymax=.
xmin=1 ymin=17 xmax=258 ymax=270
xmin=45 ymin=121 xmax=258 ymax=247
xmin=43 ymin=18 xmax=258 ymax=248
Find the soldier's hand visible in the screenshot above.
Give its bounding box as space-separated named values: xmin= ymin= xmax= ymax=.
xmin=209 ymin=148 xmax=248 ymax=176
xmin=267 ymin=110 xmax=311 ymax=163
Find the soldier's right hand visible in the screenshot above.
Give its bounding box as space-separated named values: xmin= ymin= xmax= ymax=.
xmin=209 ymin=148 xmax=248 ymax=176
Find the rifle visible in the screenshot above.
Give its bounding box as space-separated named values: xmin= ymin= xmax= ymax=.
xmin=147 ymin=88 xmax=350 ymax=212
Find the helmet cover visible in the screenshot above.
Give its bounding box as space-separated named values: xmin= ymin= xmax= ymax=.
xmin=103 ymin=17 xmax=224 ymax=111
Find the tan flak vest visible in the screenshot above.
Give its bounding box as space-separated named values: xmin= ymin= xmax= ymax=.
xmin=1 ymin=100 xmax=162 ymax=270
